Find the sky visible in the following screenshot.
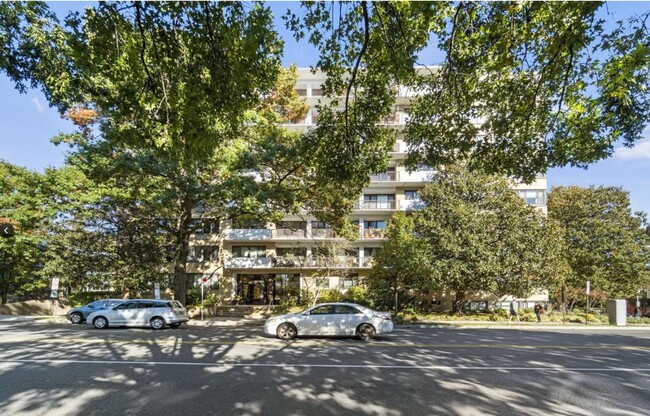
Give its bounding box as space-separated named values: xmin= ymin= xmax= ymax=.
xmin=1 ymin=1 xmax=649 ymax=214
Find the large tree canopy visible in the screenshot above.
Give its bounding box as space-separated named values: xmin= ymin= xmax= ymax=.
xmin=0 ymin=2 xmax=389 ymax=303
xmin=548 ymin=186 xmax=650 ymax=299
xmin=287 ymin=1 xmax=650 ymax=182
xmin=413 ymin=164 xmax=566 ymax=312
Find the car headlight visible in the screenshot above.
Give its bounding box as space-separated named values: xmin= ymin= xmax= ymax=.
xmin=266 ymin=318 xmax=279 ymax=325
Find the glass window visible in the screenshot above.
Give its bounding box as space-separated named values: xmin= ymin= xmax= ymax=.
xmin=364 ymin=221 xmax=386 ymax=229
xmin=339 ymin=273 xmax=359 ymax=289
xmin=335 ymin=305 xmax=361 ymax=314
xmin=277 ymin=221 xmax=307 ymax=230
xmin=232 ymin=246 xmax=267 ymax=258
xmin=311 ymin=88 xmax=323 ymax=96
xmin=117 ymin=302 xmax=137 ymax=310
xmin=232 ymin=217 xmax=265 ymax=229
xmin=137 ymin=301 xmax=154 ymax=309
xmin=187 ymin=246 xmax=219 ymax=262
xmin=311 ymin=221 xmax=332 ymax=230
xmin=310 ymin=305 xmax=335 ymax=315
xmin=405 ymin=190 xmax=420 ymax=200
xmin=276 ymin=247 xmax=307 ymax=257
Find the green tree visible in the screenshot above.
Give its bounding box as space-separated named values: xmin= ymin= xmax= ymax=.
xmin=369 ymin=212 xmax=434 ymax=313
xmin=548 ymin=186 xmax=650 ymax=302
xmin=414 ymin=164 xmax=564 ymax=313
xmin=39 ymin=166 xmax=170 ymax=298
xmin=0 ymin=162 xmax=52 ymax=303
xmin=0 ymin=2 xmax=386 ymax=304
xmin=286 ymin=2 xmax=650 ymax=182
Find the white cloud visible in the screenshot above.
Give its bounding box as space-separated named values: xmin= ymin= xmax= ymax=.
xmin=31 ymin=96 xmax=44 ymax=114
xmin=614 ymin=139 xmax=650 ymax=161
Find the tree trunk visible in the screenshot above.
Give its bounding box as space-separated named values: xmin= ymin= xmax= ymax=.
xmin=454 ymin=291 xmax=466 ymax=314
xmin=171 ymin=198 xmax=193 ymax=306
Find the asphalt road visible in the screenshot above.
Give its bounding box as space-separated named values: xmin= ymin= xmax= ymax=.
xmin=0 ymin=320 xmax=648 ymax=416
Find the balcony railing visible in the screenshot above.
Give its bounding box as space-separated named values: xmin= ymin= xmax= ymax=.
xmin=224 ymin=257 xmax=272 ymax=269
xmin=304 ymin=256 xmax=360 ymax=268
xmin=360 ymin=200 xmax=396 ymax=210
xmin=363 ymin=229 xmax=386 ymax=239
xmin=273 ymin=229 xmax=307 ymax=238
xmin=225 ymin=229 xmax=272 ymax=241
xmin=273 ymin=256 xmax=307 ymax=267
xmin=311 ymin=229 xmax=336 ymax=238
xmin=369 ymin=171 xmax=397 ymax=182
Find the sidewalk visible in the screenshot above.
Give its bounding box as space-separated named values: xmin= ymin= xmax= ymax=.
xmin=1 ymin=314 xmax=648 ymax=330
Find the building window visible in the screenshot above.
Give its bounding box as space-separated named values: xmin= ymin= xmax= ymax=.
xmin=339 ymin=273 xmax=359 ymax=289
xmin=276 ymin=247 xmax=307 ymax=257
xmin=364 ymin=194 xmax=395 ymax=209
xmin=187 ymin=246 xmax=219 ymax=262
xmin=232 ymin=217 xmax=265 ymax=229
xmin=311 ymin=221 xmax=332 ymax=230
xmin=364 ymin=220 xmax=386 ymax=230
xmin=232 ymin=246 xmax=267 ymax=258
xmin=404 ymin=190 xmax=420 ymax=200
xmin=311 ymin=88 xmax=323 ymax=97
xmin=189 ymin=219 xmax=220 ymax=235
xmin=277 ymin=221 xmax=307 ymax=230
xmin=517 ymin=190 xmax=546 ymax=206
xmin=295 ymin=89 xmax=307 ymax=96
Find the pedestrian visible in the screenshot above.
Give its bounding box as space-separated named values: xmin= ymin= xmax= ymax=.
xmin=534 ymin=303 xmax=542 ymax=322
xmin=509 ymin=301 xmax=520 ymax=323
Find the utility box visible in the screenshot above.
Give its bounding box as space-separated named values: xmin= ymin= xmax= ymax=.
xmin=606 ymin=299 xmax=627 ymax=326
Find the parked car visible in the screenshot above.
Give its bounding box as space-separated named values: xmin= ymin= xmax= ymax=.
xmin=86 ymin=299 xmax=189 ymax=330
xmin=66 ymin=299 xmax=125 ymax=324
xmin=264 ymin=302 xmax=393 ymax=340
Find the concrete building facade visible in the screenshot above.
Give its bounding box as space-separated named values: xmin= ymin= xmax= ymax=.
xmin=186 ymin=69 xmax=549 ymax=311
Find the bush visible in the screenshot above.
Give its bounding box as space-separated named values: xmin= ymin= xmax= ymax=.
xmin=345 ymin=286 xmax=371 ymax=306
xmin=318 ymin=289 xmax=345 ymax=303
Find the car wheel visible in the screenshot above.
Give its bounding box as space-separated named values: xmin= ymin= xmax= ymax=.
xmin=356 ymin=323 xmax=376 ymax=340
xmin=69 ymin=312 xmax=83 ymax=324
xmin=93 ymin=316 xmax=108 ymax=329
xmin=276 ymin=323 xmax=297 ymax=340
xmin=150 ymin=317 xmax=165 ymax=330
xmin=169 ymin=323 xmax=181 ymax=329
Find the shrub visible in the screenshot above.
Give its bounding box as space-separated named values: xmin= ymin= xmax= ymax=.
xmin=345 ymin=286 xmax=371 ymax=306
xmin=318 ymin=289 xmax=345 ymax=303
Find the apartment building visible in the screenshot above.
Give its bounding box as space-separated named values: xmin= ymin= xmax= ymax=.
xmin=187 ymin=68 xmax=549 ymax=311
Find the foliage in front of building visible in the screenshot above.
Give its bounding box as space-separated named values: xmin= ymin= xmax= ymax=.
xmin=548 ymin=186 xmax=650 ymax=306
xmin=372 ymin=164 xmax=568 ymax=314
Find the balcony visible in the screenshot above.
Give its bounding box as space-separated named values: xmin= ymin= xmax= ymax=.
xmin=311 ymin=229 xmax=336 ymax=238
xmin=304 ymin=256 xmax=360 ymax=268
xmin=225 ymin=257 xmax=273 ymax=269
xmin=361 ymin=256 xmax=374 ymax=267
xmin=273 ymin=256 xmax=307 ymax=268
xmin=369 ymin=171 xmax=397 ymax=182
xmin=363 ymin=229 xmax=386 ymax=239
xmin=272 ymin=228 xmax=307 ymax=239
xmin=225 ymin=229 xmax=272 ymax=241
xmin=401 ymin=199 xmax=426 ymax=211
xmin=358 ymin=200 xmax=397 ymax=210
xmin=400 ymin=170 xmax=432 ymax=183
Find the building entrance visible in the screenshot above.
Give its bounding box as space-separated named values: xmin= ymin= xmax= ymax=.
xmin=236 ymin=274 xmax=275 ymax=305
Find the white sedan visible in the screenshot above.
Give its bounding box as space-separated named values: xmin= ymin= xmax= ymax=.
xmin=264 ymin=303 xmax=393 ymax=340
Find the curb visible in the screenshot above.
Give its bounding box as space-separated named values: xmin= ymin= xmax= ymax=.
xmin=2 ymin=315 xmax=648 ymax=330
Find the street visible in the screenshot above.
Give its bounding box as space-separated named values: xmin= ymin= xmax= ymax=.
xmin=0 ymin=320 xmax=649 ymax=416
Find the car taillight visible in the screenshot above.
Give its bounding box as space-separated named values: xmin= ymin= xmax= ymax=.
xmin=382 ymin=316 xmax=392 ymax=321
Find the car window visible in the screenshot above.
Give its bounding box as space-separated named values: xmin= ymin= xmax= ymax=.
xmin=154 ymin=301 xmax=169 ymax=308
xmin=172 ymin=301 xmax=184 ymax=309
xmin=137 ymin=301 xmax=154 ymax=309
xmin=335 ymin=305 xmax=361 ymax=314
xmin=310 ymin=305 xmax=335 ymax=315
xmin=116 ymin=301 xmax=137 ymax=310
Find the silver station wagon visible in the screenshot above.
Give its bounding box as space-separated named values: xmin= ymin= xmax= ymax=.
xmin=86 ymin=299 xmax=189 ymax=330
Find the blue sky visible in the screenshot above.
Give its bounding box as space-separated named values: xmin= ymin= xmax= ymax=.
xmin=1 ymin=1 xmax=649 ymax=213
